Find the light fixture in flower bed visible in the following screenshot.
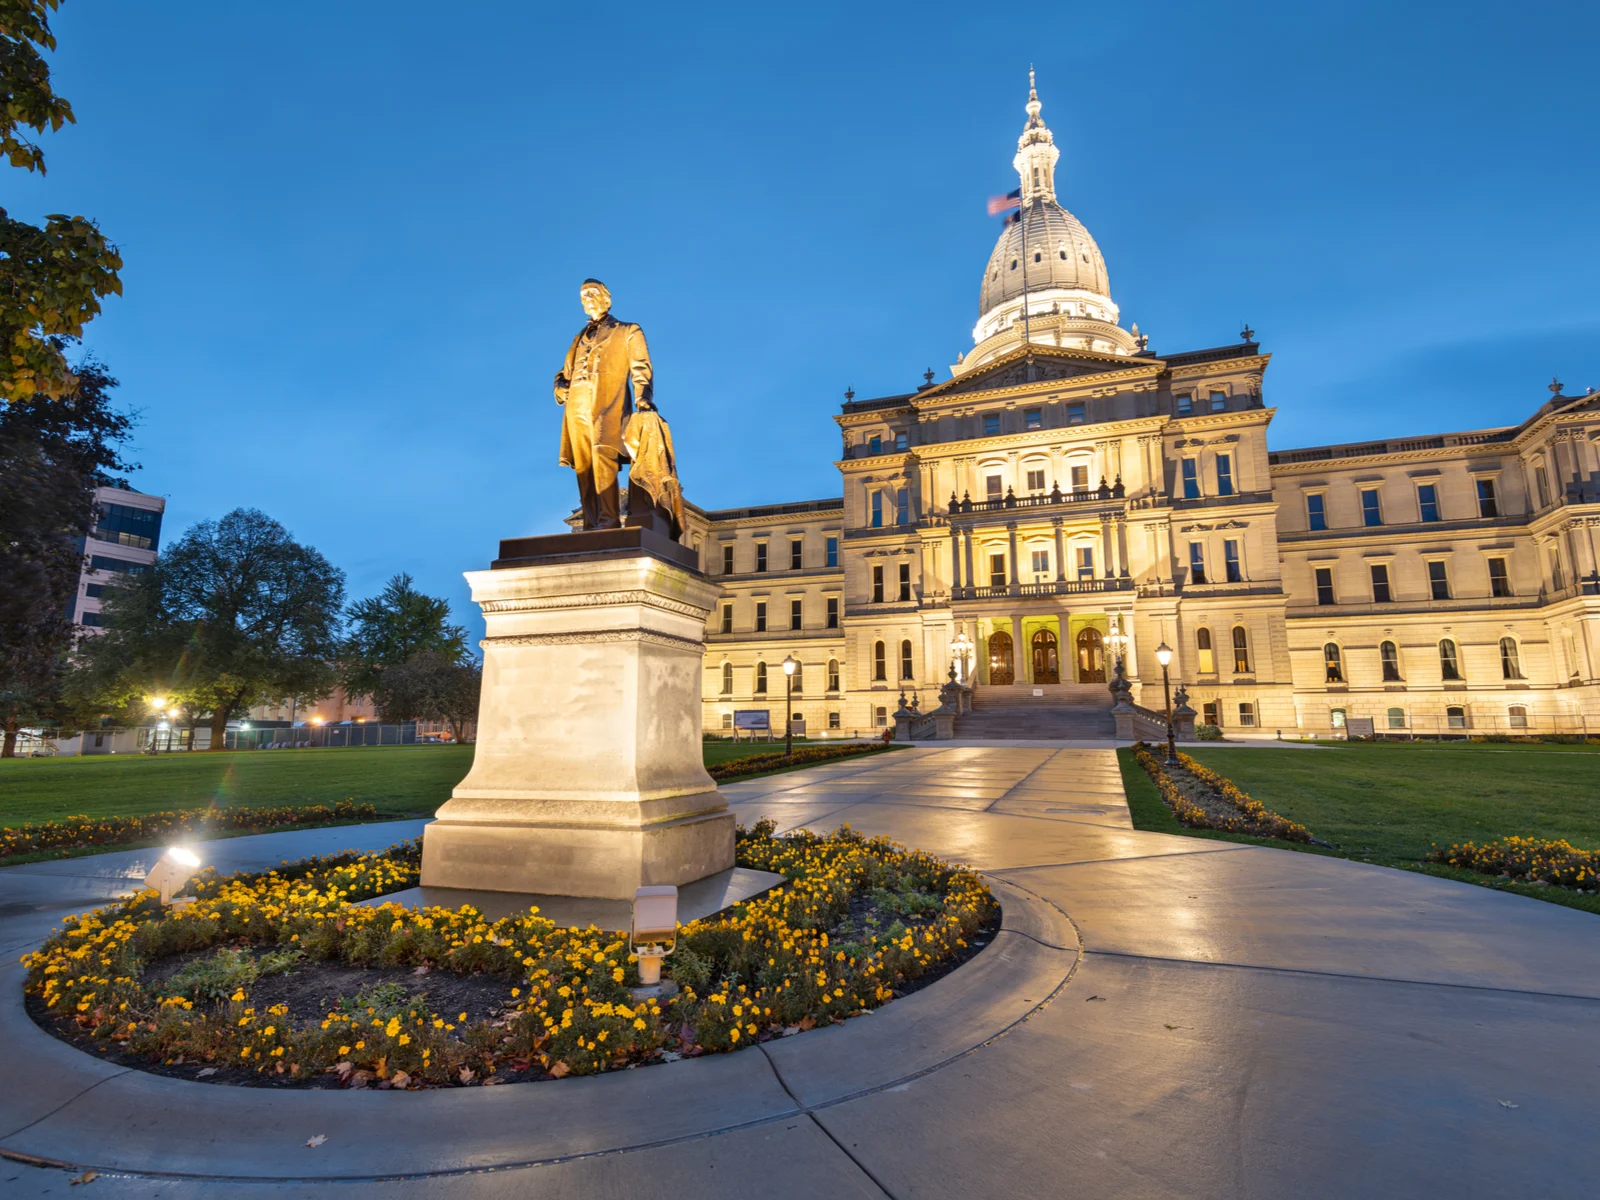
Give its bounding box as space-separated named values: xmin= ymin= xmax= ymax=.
xmin=23 ymin=822 xmax=998 ymax=1089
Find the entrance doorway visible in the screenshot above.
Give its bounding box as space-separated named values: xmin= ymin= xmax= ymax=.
xmin=1031 ymin=628 xmax=1060 ymax=684
xmin=1076 ymin=627 xmax=1106 ymax=683
xmin=988 ymin=630 xmax=1015 ymax=685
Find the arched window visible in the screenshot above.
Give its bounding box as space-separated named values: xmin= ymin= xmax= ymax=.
xmin=720 ymin=662 xmax=733 ymax=695
xmin=1196 ymin=628 xmax=1215 ymax=674
xmin=1439 ymin=639 xmax=1462 ymax=681
xmin=827 ymin=658 xmax=840 ymax=692
xmin=1232 ymin=626 xmax=1252 ymax=674
xmin=754 ymin=661 xmax=768 ymax=694
xmin=900 ymin=639 xmax=914 ymax=680
xmin=1499 ymin=637 xmax=1523 ymax=680
xmin=1380 ymin=641 xmax=1402 ymax=682
xmin=873 ymin=641 xmax=887 ymax=682
xmin=1508 ymin=704 xmax=1529 ymax=729
xmin=1386 ymin=706 xmax=1407 ymax=730
xmin=1446 ymin=705 xmax=1467 ymax=729
xmin=1324 ymin=642 xmax=1343 ymax=684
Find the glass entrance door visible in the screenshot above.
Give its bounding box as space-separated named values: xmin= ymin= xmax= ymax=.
xmin=1031 ymin=629 xmax=1060 ymax=684
xmin=988 ymin=630 xmax=1015 ymax=685
xmin=1076 ymin=628 xmax=1106 ymax=683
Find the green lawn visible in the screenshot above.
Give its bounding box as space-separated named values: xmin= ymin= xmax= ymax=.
xmin=0 ymin=741 xmax=890 ymax=828
xmin=0 ymin=746 xmax=475 ymax=826
xmin=1117 ymin=742 xmax=1600 ymax=915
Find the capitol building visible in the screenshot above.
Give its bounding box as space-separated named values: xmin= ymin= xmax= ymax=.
xmin=681 ymin=81 xmax=1600 ymax=740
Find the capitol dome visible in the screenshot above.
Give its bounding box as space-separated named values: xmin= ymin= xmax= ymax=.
xmin=957 ymin=74 xmax=1138 ymax=374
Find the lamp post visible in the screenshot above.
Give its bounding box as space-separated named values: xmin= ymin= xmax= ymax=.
xmin=782 ymin=655 xmax=797 ymax=758
xmin=951 ymin=631 xmax=974 ymax=683
xmin=1155 ymin=641 xmax=1178 ymax=766
xmin=1106 ymin=624 xmax=1127 ymax=673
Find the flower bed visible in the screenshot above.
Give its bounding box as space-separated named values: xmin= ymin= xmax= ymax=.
xmin=1427 ymin=836 xmax=1600 ymax=891
xmin=0 ymin=799 xmax=385 ymax=860
xmin=22 ymin=821 xmax=997 ymax=1089
xmin=1131 ymin=742 xmax=1313 ymax=843
xmin=706 ymin=742 xmax=893 ymax=782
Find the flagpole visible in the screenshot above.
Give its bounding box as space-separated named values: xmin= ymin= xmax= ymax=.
xmin=1019 ymin=198 xmax=1031 ymax=355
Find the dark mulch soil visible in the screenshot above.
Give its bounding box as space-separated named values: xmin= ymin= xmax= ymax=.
xmin=27 ymin=900 xmax=1002 ymax=1091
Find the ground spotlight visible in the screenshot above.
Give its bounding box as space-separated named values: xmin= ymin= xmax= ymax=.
xmin=144 ymin=846 xmax=203 ymax=907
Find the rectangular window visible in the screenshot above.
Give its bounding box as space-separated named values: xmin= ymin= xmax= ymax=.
xmin=790 ymin=539 xmax=803 ymax=570
xmin=826 ymin=597 xmax=839 ymax=628
xmin=722 ymin=712 xmax=734 ymax=729
xmin=790 ymin=599 xmax=803 ymax=630
xmin=870 ymin=492 xmax=883 ymax=528
xmin=983 ymin=413 xmax=1001 ymax=436
xmin=1176 ymin=394 xmax=1193 ymax=416
xmin=1224 ymin=539 xmax=1241 ymax=583
xmin=868 ymin=434 xmax=882 ymax=454
xmin=1210 ymin=390 xmax=1228 ymax=412
xmin=828 ymin=661 xmax=840 ymax=691
xmin=1360 ymin=488 xmax=1383 ymax=527
xmin=1067 ymin=402 xmax=1086 ymax=425
xmin=828 ymin=711 xmax=841 ymax=730
xmin=1031 ymin=550 xmax=1049 ymax=576
xmin=1202 ymin=701 xmax=1219 ymax=726
xmin=80 ymin=611 xmax=104 ymax=627
xmin=1237 ymin=702 xmax=1257 ymax=727
xmin=1370 ymin=563 xmax=1391 ymax=603
xmin=84 ymin=583 xmax=106 ymax=599
xmin=755 ymin=543 xmax=768 ymax=572
xmin=1078 ymin=546 xmax=1095 ymax=581
xmin=88 ymin=554 xmax=148 ymax=575
xmin=722 ymin=544 xmax=735 ymax=574
xmin=898 ymin=563 xmax=911 ymax=602
xmin=93 ymin=502 xmax=162 ymax=551
xmin=755 ymin=602 xmax=767 ymax=632
xmin=1488 ymin=556 xmax=1511 ymax=597
xmin=1070 ymin=465 xmax=1088 ymax=491
xmin=1181 ymin=459 xmax=1200 ymax=499
xmin=1428 ymin=560 xmax=1450 ymax=600
xmin=1026 ymin=469 xmax=1046 ymax=492
xmin=986 ymin=474 xmax=1003 ymax=500
xmin=989 ymin=554 xmax=1006 ymax=588
xmin=1189 ymin=542 xmax=1206 ymax=585
xmin=1476 ymin=478 xmax=1499 ymax=519
xmin=875 ymin=706 xmax=888 ymax=728
xmin=1534 ymin=465 xmax=1550 ymax=508
xmin=1315 ymin=566 xmax=1336 ymax=606
xmin=895 ymin=488 xmax=910 ymax=525
xmin=872 ymin=566 xmax=884 ymax=603
xmin=1024 ymin=408 xmax=1042 ymax=430
xmin=720 ymin=603 xmax=733 ymax=634
xmin=1417 ymin=483 xmax=1440 ymax=522
xmin=825 ymin=536 xmax=838 ymax=567
xmin=1550 ymin=547 xmax=1565 ymax=591
xmin=894 ymin=431 xmax=908 ymax=451
xmin=1306 ymin=493 xmax=1327 ymax=531
xmin=1215 ymin=454 xmax=1234 ymax=497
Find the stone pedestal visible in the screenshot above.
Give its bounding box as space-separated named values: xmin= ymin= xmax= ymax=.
xmin=421 ymin=527 xmax=734 ymax=899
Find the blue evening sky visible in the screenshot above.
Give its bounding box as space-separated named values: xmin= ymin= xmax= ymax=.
xmin=11 ymin=0 xmax=1598 ymax=632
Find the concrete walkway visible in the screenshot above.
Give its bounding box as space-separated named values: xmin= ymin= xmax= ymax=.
xmin=2 ymin=748 xmax=1596 ymax=1197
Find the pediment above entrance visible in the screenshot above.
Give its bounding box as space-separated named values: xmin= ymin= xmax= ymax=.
xmin=924 ymin=346 xmax=1158 ymax=403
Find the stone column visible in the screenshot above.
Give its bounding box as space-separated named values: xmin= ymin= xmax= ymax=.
xmin=1053 ymin=519 xmax=1066 ymax=582
xmin=423 ymin=533 xmax=733 ymax=898
xmin=1007 ymin=523 xmax=1021 ymax=590
xmin=1101 ymin=515 xmax=1115 ymax=578
xmin=1013 ymin=611 xmax=1029 ymax=683
xmin=1116 ymin=517 xmax=1132 ymax=578
xmin=950 ymin=525 xmax=963 ymax=591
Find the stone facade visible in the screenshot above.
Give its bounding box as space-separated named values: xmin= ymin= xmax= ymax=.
xmin=681 ymin=83 xmax=1600 ymax=740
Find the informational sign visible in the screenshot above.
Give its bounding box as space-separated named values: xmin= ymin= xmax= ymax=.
xmin=1344 ymin=717 xmax=1375 ymax=739
xmin=733 ymin=710 xmax=771 ymax=732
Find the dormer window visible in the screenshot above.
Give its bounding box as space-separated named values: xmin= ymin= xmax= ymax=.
xmin=1010 ymin=259 xmax=1018 ymax=270
xmin=1034 ymin=252 xmax=1042 ymax=263
xmin=1058 ymin=248 xmax=1068 ymax=260
xmin=868 ymin=434 xmax=881 ymax=454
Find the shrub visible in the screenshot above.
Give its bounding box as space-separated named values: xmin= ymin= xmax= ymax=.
xmin=1428 ymin=836 xmax=1599 ymax=890
xmin=1194 ymin=724 xmax=1222 ymax=741
xmin=706 ymin=744 xmax=893 ymax=782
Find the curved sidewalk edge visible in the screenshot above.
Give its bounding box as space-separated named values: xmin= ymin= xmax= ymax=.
xmin=0 ymin=878 xmax=1077 ymax=1181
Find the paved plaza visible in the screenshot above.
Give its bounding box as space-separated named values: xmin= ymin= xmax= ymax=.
xmin=1 ymin=747 xmax=1596 ymax=1197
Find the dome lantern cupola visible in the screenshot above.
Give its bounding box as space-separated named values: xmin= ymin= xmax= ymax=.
xmin=1014 ymin=68 xmax=1059 ymax=205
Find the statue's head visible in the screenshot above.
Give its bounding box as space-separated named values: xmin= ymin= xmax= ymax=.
xmin=579 ymin=278 xmax=611 ymax=321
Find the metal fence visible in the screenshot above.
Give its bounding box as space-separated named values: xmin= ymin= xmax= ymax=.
xmin=1287 ymin=710 xmax=1599 ymax=741
xmin=223 ymin=723 xmax=424 ymax=750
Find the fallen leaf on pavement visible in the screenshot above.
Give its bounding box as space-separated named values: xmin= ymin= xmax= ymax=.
xmin=1085 ymin=996 xmax=1105 ymax=1002
xmin=548 ymin=1061 xmax=571 ymax=1078
xmin=70 ymin=1169 xmax=98 ymax=1185
xmin=306 ymin=1135 xmax=328 ymax=1148
xmin=196 ymin=1067 xmax=218 ymax=1077
xmin=459 ymin=1067 xmax=476 ymax=1084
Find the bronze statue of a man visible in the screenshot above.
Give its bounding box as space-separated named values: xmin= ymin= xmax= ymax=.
xmin=553 ymin=279 xmax=653 ymax=530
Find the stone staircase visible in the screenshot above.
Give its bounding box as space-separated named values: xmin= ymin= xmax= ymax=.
xmin=953 ymin=682 xmax=1116 ymax=740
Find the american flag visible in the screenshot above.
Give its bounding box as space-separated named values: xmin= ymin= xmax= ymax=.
xmin=987 ymin=188 xmax=1021 ymax=216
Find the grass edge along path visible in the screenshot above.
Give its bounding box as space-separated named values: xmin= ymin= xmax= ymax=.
xmin=1115 ymin=746 xmax=1600 ymax=917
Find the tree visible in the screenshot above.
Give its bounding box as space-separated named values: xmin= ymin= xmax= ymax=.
xmin=72 ymin=509 xmax=346 ymax=750
xmin=341 ymin=573 xmax=468 ymax=705
xmin=0 ymin=356 xmax=133 ymax=755
xmin=377 ymin=651 xmax=481 ymax=744
xmin=1 ymin=1 xmax=124 ymax=401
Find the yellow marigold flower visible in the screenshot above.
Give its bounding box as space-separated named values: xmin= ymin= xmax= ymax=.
xmin=633 ymin=1018 xmax=646 ymax=1030
xmin=398 ymin=1034 xmax=411 ymax=1046
xmin=339 ymin=1046 xmax=350 ymax=1056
